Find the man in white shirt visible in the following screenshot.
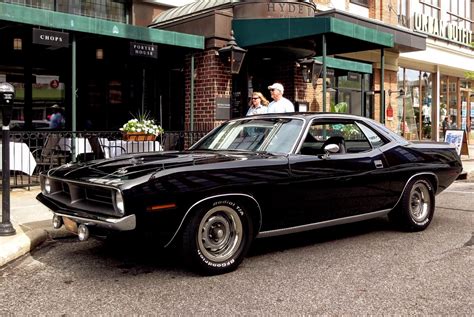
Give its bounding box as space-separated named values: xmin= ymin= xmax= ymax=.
xmin=267 ymin=83 xmax=295 ymax=113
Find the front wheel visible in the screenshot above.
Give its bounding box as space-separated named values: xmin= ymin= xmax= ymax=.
xmin=389 ymin=178 xmax=435 ymax=232
xmin=181 ymin=199 xmax=253 ymax=275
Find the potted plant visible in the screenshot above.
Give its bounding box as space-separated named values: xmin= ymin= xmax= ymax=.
xmin=120 ymin=111 xmax=164 ymax=141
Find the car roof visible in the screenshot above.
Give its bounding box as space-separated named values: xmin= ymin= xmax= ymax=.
xmin=233 ymin=112 xmax=371 ymax=122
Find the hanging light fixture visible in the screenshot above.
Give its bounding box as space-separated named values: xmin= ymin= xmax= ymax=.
xmin=96 ymin=48 xmax=104 ymax=60
xmin=13 ymin=38 xmax=22 ymax=51
xmin=298 ymin=58 xmax=323 ymax=84
xmin=218 ymin=30 xmax=247 ymax=74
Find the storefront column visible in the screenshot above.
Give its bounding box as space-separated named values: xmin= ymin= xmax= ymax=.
xmin=380 ymin=48 xmax=385 ymax=124
xmin=432 ymin=65 xmax=440 ymax=141
xmin=72 ymin=34 xmax=77 ymax=132
xmin=322 ymin=34 xmax=327 ymax=112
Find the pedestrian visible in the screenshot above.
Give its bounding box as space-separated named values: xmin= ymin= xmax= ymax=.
xmin=246 ymin=92 xmax=269 ymax=116
xmin=267 ymin=83 xmax=295 ymax=113
xmin=49 ymin=104 xmax=65 ymax=129
xmin=442 ymin=116 xmax=451 ymax=137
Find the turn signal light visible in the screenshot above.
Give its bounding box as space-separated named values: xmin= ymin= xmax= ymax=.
xmin=146 ymin=203 xmax=176 ymax=212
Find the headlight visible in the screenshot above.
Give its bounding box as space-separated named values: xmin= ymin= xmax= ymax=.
xmin=44 ymin=178 xmax=51 ymax=194
xmin=115 ymin=191 xmax=124 ymax=215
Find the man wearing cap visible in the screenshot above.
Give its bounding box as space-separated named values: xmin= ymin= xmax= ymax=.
xmin=49 ymin=104 xmax=65 ymax=129
xmin=267 ymin=83 xmax=295 ymax=113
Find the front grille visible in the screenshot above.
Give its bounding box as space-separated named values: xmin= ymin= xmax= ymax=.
xmin=48 ymin=178 xmax=118 ymax=217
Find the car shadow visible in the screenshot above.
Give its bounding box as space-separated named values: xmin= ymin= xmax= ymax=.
xmin=248 ymin=217 xmax=393 ymax=257
xmin=30 ymin=217 xmax=395 ymax=277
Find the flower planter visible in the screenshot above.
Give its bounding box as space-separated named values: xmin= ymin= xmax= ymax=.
xmin=123 ymin=132 xmax=156 ymax=141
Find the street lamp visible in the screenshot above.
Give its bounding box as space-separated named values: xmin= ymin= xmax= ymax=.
xmin=218 ymin=30 xmax=247 ymax=74
xmin=0 ymin=82 xmax=16 ymax=236
xmin=298 ymin=58 xmax=323 ymax=84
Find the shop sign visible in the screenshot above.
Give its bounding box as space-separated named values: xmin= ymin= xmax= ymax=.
xmin=129 ymin=42 xmax=158 ymax=59
xmin=33 ymin=28 xmax=69 ymax=48
xmin=413 ymin=12 xmax=472 ymax=47
xmin=234 ymin=2 xmax=314 ymax=19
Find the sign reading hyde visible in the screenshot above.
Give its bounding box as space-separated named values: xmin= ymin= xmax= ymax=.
xmin=267 ymin=2 xmax=314 ymax=16
xmin=129 ymin=42 xmax=158 ymax=59
xmin=413 ymin=12 xmax=472 ymax=47
xmin=32 ymin=29 xmax=69 ymax=48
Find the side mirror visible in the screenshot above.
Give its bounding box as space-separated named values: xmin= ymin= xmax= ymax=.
xmin=324 ymin=143 xmax=340 ymax=154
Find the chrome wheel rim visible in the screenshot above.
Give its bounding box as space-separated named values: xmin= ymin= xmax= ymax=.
xmin=409 ymin=182 xmax=431 ymax=223
xmin=198 ymin=206 xmax=243 ymax=263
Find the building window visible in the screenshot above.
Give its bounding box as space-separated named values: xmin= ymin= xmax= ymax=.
xmin=349 ymin=0 xmax=369 ymax=7
xmin=3 ymin=0 xmax=128 ymax=23
xmin=447 ymin=0 xmax=472 ymax=30
xmin=396 ymin=0 xmax=409 ymax=27
xmin=420 ymin=0 xmax=440 ymax=19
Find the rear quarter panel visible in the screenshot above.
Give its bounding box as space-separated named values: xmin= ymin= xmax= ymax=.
xmin=383 ymin=142 xmax=462 ymax=197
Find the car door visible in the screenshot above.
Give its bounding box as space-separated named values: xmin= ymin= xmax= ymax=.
xmin=281 ymin=119 xmax=393 ymax=228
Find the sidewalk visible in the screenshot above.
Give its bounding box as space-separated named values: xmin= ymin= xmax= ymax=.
xmin=1 ymin=145 xmax=474 ymax=268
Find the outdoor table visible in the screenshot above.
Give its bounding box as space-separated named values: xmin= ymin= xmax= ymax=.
xmin=0 ymin=142 xmax=37 ymax=176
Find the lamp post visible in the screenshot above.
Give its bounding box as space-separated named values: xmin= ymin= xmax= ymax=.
xmin=218 ymin=30 xmax=247 ymax=75
xmin=0 ymin=82 xmax=16 ymax=236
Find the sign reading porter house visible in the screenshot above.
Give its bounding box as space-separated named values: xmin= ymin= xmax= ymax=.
xmin=130 ymin=42 xmax=158 ymax=59
xmin=33 ymin=28 xmax=69 ymax=48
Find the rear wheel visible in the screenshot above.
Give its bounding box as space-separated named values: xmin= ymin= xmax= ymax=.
xmin=181 ymin=199 xmax=253 ymax=275
xmin=389 ymin=178 xmax=435 ymax=231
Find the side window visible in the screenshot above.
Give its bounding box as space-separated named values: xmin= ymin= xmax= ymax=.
xmin=357 ymin=122 xmax=386 ymax=149
xmin=300 ymin=120 xmax=373 ymax=154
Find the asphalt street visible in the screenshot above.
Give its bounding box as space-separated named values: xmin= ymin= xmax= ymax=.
xmin=0 ymin=181 xmax=472 ymax=315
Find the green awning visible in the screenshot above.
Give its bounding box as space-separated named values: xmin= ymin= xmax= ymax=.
xmin=314 ymin=57 xmax=372 ymax=74
xmin=233 ymin=17 xmax=393 ymax=55
xmin=0 ymin=3 xmax=204 ymax=49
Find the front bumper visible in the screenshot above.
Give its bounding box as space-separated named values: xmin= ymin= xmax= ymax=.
xmin=37 ymin=193 xmax=136 ymax=232
xmin=53 ymin=212 xmax=136 ymax=231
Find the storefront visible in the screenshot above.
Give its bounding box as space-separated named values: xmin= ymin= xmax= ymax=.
xmin=150 ymin=0 xmax=427 ymax=132
xmin=398 ymin=4 xmax=474 ymax=142
xmin=0 ymin=2 xmax=204 ymax=131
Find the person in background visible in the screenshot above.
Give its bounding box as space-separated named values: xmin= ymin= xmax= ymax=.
xmin=246 ymin=92 xmax=269 ymax=116
xmin=267 ymin=83 xmax=294 ymax=113
xmin=442 ymin=116 xmax=451 ymax=138
xmin=49 ymin=104 xmax=65 ymax=129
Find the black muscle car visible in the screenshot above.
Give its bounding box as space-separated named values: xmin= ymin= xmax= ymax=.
xmin=37 ymin=113 xmax=463 ymax=275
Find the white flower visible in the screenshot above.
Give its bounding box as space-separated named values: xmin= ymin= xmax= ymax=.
xmin=120 ymin=112 xmax=164 ymax=136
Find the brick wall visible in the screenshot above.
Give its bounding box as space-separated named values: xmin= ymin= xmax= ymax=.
xmin=368 ymin=0 xmax=398 ymax=25
xmin=184 ymin=50 xmax=232 ymax=132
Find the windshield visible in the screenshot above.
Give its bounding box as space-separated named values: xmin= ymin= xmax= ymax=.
xmin=192 ymin=118 xmax=304 ymax=154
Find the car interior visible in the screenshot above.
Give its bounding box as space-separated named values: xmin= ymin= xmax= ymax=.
xmin=299 ymin=121 xmax=373 ymax=155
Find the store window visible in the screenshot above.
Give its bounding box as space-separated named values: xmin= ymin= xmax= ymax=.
xmin=396 ymin=68 xmax=434 ymax=140
xmin=329 ymin=72 xmax=370 ymax=116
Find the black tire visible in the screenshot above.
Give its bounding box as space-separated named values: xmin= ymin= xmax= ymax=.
xmin=389 ymin=177 xmax=435 ymax=232
xmin=181 ymin=199 xmax=253 ymax=275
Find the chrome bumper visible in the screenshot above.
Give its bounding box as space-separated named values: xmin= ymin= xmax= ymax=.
xmin=53 ymin=212 xmax=136 ymax=231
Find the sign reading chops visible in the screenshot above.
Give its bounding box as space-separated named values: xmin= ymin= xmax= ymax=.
xmin=33 ymin=28 xmax=69 ymax=48
xmin=130 ymin=42 xmax=158 ymax=59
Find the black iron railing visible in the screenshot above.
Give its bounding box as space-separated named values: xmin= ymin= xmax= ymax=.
xmin=1 ymin=130 xmax=209 ymax=189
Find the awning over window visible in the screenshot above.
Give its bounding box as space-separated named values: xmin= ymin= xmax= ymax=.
xmin=314 ymin=57 xmax=372 ymax=74
xmin=233 ymin=16 xmax=393 ymax=55
xmin=0 ymin=3 xmax=204 ymax=49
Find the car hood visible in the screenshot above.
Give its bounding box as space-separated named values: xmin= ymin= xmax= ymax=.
xmin=45 ymin=151 xmax=275 ymax=184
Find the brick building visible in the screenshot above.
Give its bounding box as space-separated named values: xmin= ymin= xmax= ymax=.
xmin=150 ymin=0 xmax=428 ymax=135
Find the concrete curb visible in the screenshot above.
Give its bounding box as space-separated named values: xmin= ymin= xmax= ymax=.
xmin=0 ymin=226 xmax=74 ymax=268
xmin=0 ymin=228 xmax=48 ymax=268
